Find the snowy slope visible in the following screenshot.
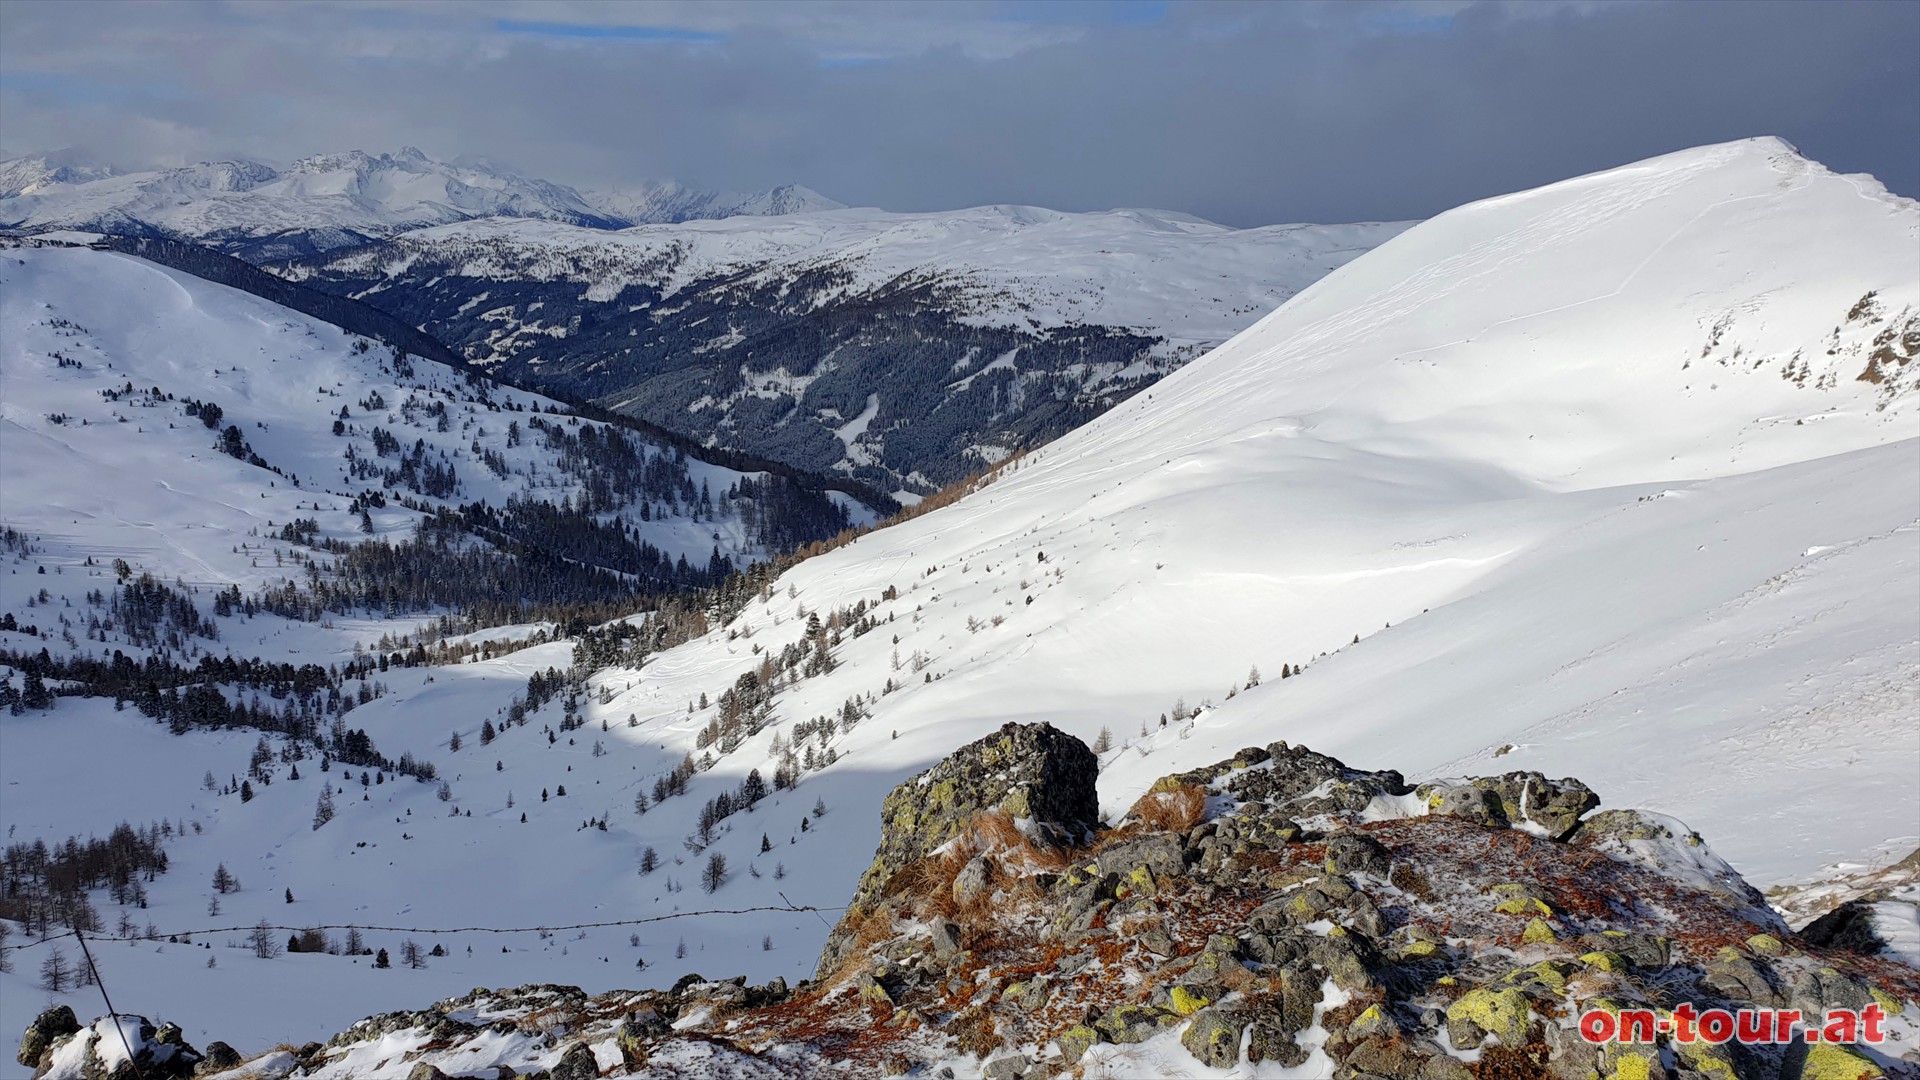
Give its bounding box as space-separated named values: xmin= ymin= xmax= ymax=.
xmin=3 ymin=138 xmax=1915 ymax=1053
xmin=306 ymin=205 xmax=1406 ymax=349
xmin=0 ymin=243 xmax=858 ymax=591
xmin=0 ymin=241 xmax=880 ymax=1045
xmin=486 ymin=134 xmax=1915 ymax=1004
xmin=0 ymin=148 xmax=840 ymax=254
xmin=288 ymin=207 xmax=1410 ymax=491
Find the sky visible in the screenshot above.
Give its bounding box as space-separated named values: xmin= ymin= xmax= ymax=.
xmin=0 ymin=0 xmax=1915 ymax=227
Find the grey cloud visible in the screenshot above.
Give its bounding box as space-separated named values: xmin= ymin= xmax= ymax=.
xmin=0 ymin=0 xmax=1913 ymax=225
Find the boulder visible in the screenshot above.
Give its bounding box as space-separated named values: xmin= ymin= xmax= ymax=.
xmin=1801 ymin=897 xmax=1913 ymax=956
xmin=952 ymin=855 xmax=994 ymax=906
xmin=18 ymin=1006 xmax=78 ymax=1070
xmin=1445 ymin=987 xmax=1532 ymax=1048
xmin=817 ymin=722 xmax=1099 ymax=976
xmin=549 ymin=1042 xmax=599 ymax=1080
xmin=1094 ymin=834 xmax=1185 ymax=879
xmin=199 ymin=1041 xmax=243 ymax=1073
xmin=1224 ymin=742 xmax=1408 ymax=817
xmin=1324 ymin=830 xmax=1393 ymax=877
xmin=25 ymin=1015 xmax=203 ymax=1080
xmin=1417 ymin=772 xmax=1597 ymax=839
xmin=1181 ymin=1007 xmax=1247 ymax=1069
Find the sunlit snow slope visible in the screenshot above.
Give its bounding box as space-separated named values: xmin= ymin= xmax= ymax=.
xmin=572 ymin=136 xmax=1918 ymax=965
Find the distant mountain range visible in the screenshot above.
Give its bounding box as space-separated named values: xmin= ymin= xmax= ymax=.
xmin=0 ymin=146 xmax=843 ymax=260
xmin=0 ymin=145 xmax=1406 ymax=493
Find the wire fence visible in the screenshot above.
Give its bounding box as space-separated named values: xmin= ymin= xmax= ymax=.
xmin=8 ymin=900 xmax=847 ymax=1077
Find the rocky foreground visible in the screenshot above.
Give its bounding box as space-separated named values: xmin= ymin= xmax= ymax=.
xmin=19 ymin=724 xmax=1919 ymax=1079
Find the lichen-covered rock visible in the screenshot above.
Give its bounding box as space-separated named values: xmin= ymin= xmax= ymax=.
xmin=1223 ymin=741 xmax=1408 ymax=818
xmin=952 ymin=854 xmax=994 ymax=906
xmin=1055 ymin=1024 xmax=1099 ymax=1063
xmin=1093 ymin=834 xmax=1184 ymax=880
xmin=1577 ymin=929 xmax=1670 ymax=970
xmin=1701 ymin=947 xmax=1784 ymax=1007
xmin=1095 ymin=1002 xmax=1181 ymax=1044
xmin=1417 ymin=771 xmax=1598 ymax=839
xmin=1325 ymin=830 xmax=1393 ymax=877
xmin=1783 ymin=1039 xmax=1881 ymax=1080
xmin=1246 ymin=1021 xmax=1310 ymax=1068
xmin=27 ymin=1015 xmax=203 ymax=1080
xmin=549 ymin=1042 xmax=599 ymax=1080
xmin=1181 ymin=1006 xmax=1247 ymax=1069
xmin=198 ymin=1041 xmax=242 ymax=1073
xmin=817 ymin=722 xmax=1099 ymax=976
xmin=1445 ymin=987 xmax=1533 ymax=1048
xmin=18 ymin=1006 xmax=78 ymax=1070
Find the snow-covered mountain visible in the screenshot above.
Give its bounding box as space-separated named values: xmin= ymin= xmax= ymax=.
xmin=285 ymin=208 xmax=1409 ymax=493
xmin=3 ymin=137 xmax=1916 ymax=1060
xmin=0 ymin=148 xmax=837 ymax=260
xmin=582 ymin=180 xmax=845 ymax=224
xmin=0 ymin=149 xmax=120 ymax=198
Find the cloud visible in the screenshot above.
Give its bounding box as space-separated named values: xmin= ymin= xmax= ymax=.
xmin=0 ymin=0 xmax=1913 ymax=225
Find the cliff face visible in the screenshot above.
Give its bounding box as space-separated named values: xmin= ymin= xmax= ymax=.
xmin=18 ymin=724 xmax=1918 ymax=1079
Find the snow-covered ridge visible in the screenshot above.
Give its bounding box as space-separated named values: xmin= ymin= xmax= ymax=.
xmin=0 ymin=147 xmax=841 ymax=254
xmin=307 ymin=205 xmax=1407 ymax=346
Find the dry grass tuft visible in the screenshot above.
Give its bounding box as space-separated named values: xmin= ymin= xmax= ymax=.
xmin=883 ymin=810 xmax=1077 ymax=925
xmin=949 ymin=1006 xmax=1003 ymax=1060
xmin=1123 ymin=783 xmax=1208 ymax=834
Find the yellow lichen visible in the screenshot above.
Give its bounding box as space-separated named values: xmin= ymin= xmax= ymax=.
xmin=1580 ymin=951 xmax=1626 ymax=972
xmin=1797 ymin=1041 xmax=1879 ymax=1080
xmin=1606 ymin=1049 xmax=1656 ymax=1080
xmin=1169 ymin=986 xmax=1210 ymax=1016
xmin=1445 ymin=987 xmax=1531 ymax=1045
xmin=1673 ymin=1041 xmax=1738 ymax=1080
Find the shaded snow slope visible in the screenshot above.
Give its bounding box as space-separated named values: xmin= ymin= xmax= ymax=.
xmin=0 ymin=243 xmax=866 ymax=1047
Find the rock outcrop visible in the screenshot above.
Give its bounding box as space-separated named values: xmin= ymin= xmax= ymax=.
xmin=17 ymin=1010 xmax=203 ymax=1080
xmin=816 ymin=721 xmax=1099 ymax=976
xmin=23 ymin=732 xmax=1917 ymax=1080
